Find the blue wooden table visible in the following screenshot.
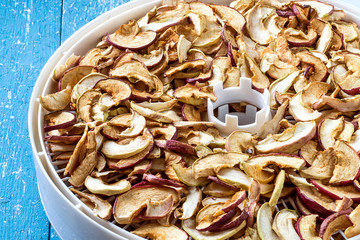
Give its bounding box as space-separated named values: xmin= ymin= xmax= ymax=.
xmin=1 ymin=0 xmax=360 ymax=239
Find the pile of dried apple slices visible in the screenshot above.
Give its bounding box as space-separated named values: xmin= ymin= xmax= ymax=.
xmin=40 ymin=0 xmax=360 ymax=239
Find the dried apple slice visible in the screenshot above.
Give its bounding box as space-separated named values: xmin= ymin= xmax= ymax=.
xmin=180 ymin=187 xmax=202 ymax=220
xmin=182 ymin=104 xmax=201 ymax=121
xmin=296 ymin=51 xmax=328 ymax=82
xmin=257 ymin=202 xmax=279 ymax=240
xmin=345 ymin=205 xmax=360 ymax=238
xmin=173 ymin=83 xmax=217 ymax=105
xmin=244 ymin=53 xmax=270 ymax=91
xmin=310 ymin=179 xmax=360 ymax=202
xmin=316 ymin=22 xmax=333 ymax=53
xmin=349 ymin=129 xmax=360 ymax=152
xmin=72 ymin=72 xmax=108 ymax=101
xmin=192 ymin=152 xmax=248 ymax=179
xmin=196 ymin=203 xmax=236 ymax=231
xmin=93 ymin=79 xmax=131 ymax=105
xmin=319 ymin=95 xmax=360 ymax=112
xmin=319 ymin=210 xmax=353 ymax=240
xmin=300 ymin=148 xmax=336 ymax=180
xmin=40 ymin=87 xmax=72 ymax=111
xmin=131 ymin=49 xmax=164 ymax=68
xmin=255 ymin=121 xmax=316 ymax=154
xmin=272 ymin=209 xmax=300 ymax=240
xmin=137 ymin=99 xmax=177 ymax=112
xmin=70 ymin=188 xmax=112 ymax=220
xmin=107 ymin=20 xmax=156 ymax=50
xmin=246 ymin=5 xmax=275 ymax=45
xmin=143 ymin=173 xmax=184 ymax=188
xmin=130 ymin=101 xmax=177 ymax=123
xmin=108 ymin=129 xmax=154 ymax=170
xmin=296 ymin=186 xmax=337 ymax=217
xmin=269 ymin=170 xmax=285 ymax=207
xmin=333 ymin=21 xmax=359 ymax=42
xmin=59 ymin=65 xmax=96 ymax=91
xmin=114 ymin=184 xmax=179 ymax=224
xmin=225 ymin=131 xmax=257 ymax=154
xmin=285 ymin=28 xmax=318 ymax=47
xmin=117 ymin=111 xmax=146 ymax=137
xmin=172 ymin=163 xmax=209 ymax=187
xmin=84 ymin=176 xmax=130 ymax=196
xmin=132 ymin=223 xmax=189 ymax=240
xmin=182 ymin=217 xmax=246 ymax=240
xmin=211 ymin=5 xmax=246 ymax=34
xmin=101 ymin=134 xmax=151 ymax=159
xmin=295 ymin=215 xmax=321 ymax=240
xmin=289 ymin=92 xmax=324 ymax=122
xmin=216 ymin=168 xmax=274 ymax=194
xmin=269 ymin=71 xmax=299 ymax=108
xmin=295 ymin=1 xmax=334 ymax=19
xmin=318 ymin=117 xmax=344 ymax=150
xmin=330 ymin=140 xmax=360 ymax=185
xmin=44 ymin=111 xmax=76 ymax=132
xmin=193 ymin=19 xmax=222 ymax=47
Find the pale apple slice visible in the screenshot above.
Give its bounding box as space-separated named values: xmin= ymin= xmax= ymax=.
xmin=319 ymin=210 xmax=353 ymax=240
xmin=285 ymin=28 xmax=318 ymax=47
xmin=216 ymin=168 xmax=274 ymax=194
xmin=259 ymin=100 xmax=289 ymax=139
xmin=269 ymin=170 xmax=285 ymax=208
xmin=295 ymin=215 xmax=321 ymax=240
xmin=316 ymin=22 xmax=333 ymax=53
xmin=300 ymin=148 xmax=336 ymax=180
xmin=330 ymin=140 xmax=360 ymax=185
xmin=187 ymin=10 xmax=206 ymax=36
xmin=84 ymin=176 xmax=130 ymax=196
xmin=59 ymin=65 xmax=96 ymax=91
xmin=137 ymin=99 xmax=177 ymax=112
xmin=177 ymin=35 xmax=192 ymax=63
xmin=289 ymin=92 xmax=323 ymax=122
xmin=203 ymin=181 xmax=236 ymax=197
xmin=196 ymin=203 xmax=236 ymax=231
xmin=70 ymin=188 xmax=112 ymax=220
xmin=255 ymin=121 xmax=316 ymax=154
xmin=345 ymin=205 xmax=360 ymax=238
xmin=244 ymin=53 xmax=270 ymax=90
xmin=246 ymin=5 xmax=275 ymax=45
xmin=118 ymin=111 xmax=146 ymax=137
xmin=192 ymin=152 xmax=248 ymax=179
xmin=257 ymin=202 xmax=279 ymax=240
xmin=173 ymin=83 xmax=217 ymax=106
xmin=272 ymin=209 xmax=300 ymax=240
xmin=225 ymin=131 xmax=257 ymax=154
xmin=193 ymin=19 xmax=222 ymax=47
xmin=318 ymin=117 xmax=344 ymax=149
xmin=132 ymin=223 xmax=188 ymax=240
xmin=288 ymin=171 xmax=313 ymax=187
xmin=319 ymin=95 xmax=360 ymax=112
xmin=333 ymin=21 xmax=359 ymax=42
xmin=180 ymin=187 xmax=202 ymax=220
xmin=131 ymin=49 xmax=164 ymax=68
xmin=101 ymin=134 xmax=151 ymax=159
xmin=114 ymin=185 xmax=179 ymax=224
xmin=93 ymin=79 xmax=132 ymax=105
xmin=130 ymin=101 xmax=176 ymax=123
xmin=297 ymin=51 xmax=328 ymax=82
xmin=210 ymin=5 xmax=246 ymax=34
xmin=310 ymin=179 xmax=360 ymax=202
xmin=72 ymin=72 xmax=108 ymax=101
xmin=299 ymin=140 xmax=318 ymax=166
xmin=182 ymin=217 xmax=246 ymax=240
xmin=40 ymin=87 xmax=72 ymax=112
xmin=172 ymin=163 xmax=209 ymax=187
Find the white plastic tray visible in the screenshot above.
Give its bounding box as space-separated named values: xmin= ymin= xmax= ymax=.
xmin=28 ymin=0 xmax=360 ymax=239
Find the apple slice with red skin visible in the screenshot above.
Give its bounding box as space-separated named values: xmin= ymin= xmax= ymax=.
xmin=113 ymin=184 xmax=179 ymax=224
xmin=318 ymin=95 xmax=360 ymax=112
xmin=310 ymin=179 xmax=360 ymax=202
xmin=208 ymin=176 xmax=240 ymax=192
xmin=143 ymin=173 xmax=185 ymax=188
xmin=296 ymin=51 xmax=328 ymax=82
xmin=210 ymin=5 xmax=246 ymax=34
xmin=246 ymin=202 xmax=259 ymax=228
xmin=181 ymin=104 xmax=201 ymax=121
xmin=44 ymin=135 xmax=82 ymax=144
xmin=138 ymin=195 xmax=174 ymax=220
xmin=319 ymin=210 xmax=353 ymax=240
xmin=166 ymin=140 xmax=196 ymax=155
xmin=44 ymin=111 xmax=76 ymax=132
xmin=58 ymin=65 xmax=96 ymax=91
xmin=295 ymin=215 xmax=321 ymax=240
xmin=182 ymin=217 xmax=246 ymax=240
xmin=330 ymin=140 xmax=360 ymax=185
xmin=299 ymin=140 xmax=318 ymax=166
xmin=195 ymin=203 xmax=236 ymax=232
xmin=255 ymin=121 xmax=316 ymax=154
xmin=216 ymin=190 xmax=246 ymax=215
xmin=294 ymin=195 xmax=313 ymax=216
xmin=286 ymin=28 xmax=318 ymax=47
xmin=296 ymin=186 xmax=337 ymax=217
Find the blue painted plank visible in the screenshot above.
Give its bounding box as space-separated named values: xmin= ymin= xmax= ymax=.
xmin=0 ymin=0 xmax=62 ymax=239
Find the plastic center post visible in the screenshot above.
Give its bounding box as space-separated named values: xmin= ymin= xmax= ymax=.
xmin=207 ymin=77 xmax=271 ymax=136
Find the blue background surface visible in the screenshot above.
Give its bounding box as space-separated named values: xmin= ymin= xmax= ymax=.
xmin=0 ymin=0 xmax=359 ymax=239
